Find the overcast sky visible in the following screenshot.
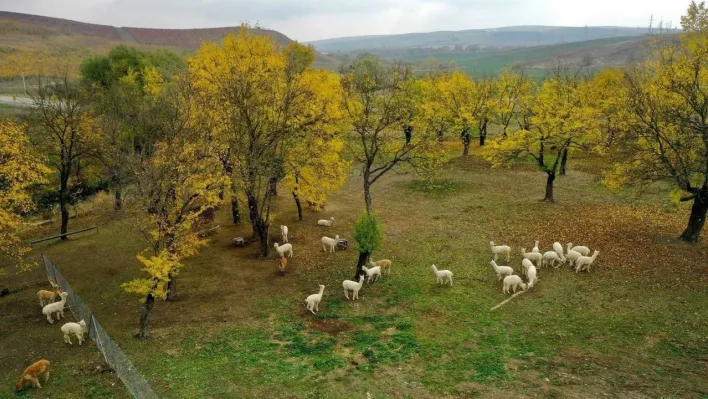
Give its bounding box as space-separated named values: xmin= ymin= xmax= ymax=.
xmin=0 ymin=0 xmax=687 ymax=42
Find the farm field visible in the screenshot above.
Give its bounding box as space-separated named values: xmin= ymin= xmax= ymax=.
xmin=2 ymin=149 xmax=706 ymax=398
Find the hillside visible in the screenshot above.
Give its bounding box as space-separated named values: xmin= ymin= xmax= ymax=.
xmin=307 ymin=26 xmax=653 ymax=53
xmin=0 ymin=11 xmax=332 ymax=80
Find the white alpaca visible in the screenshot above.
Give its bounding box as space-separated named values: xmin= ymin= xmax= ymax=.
xmin=273 ymin=242 xmax=293 ymax=258
xmin=368 ymin=259 xmax=392 ymax=275
xmin=503 ymin=275 xmax=527 ymax=294
xmin=570 ymin=245 xmax=591 ymax=256
xmin=575 ymin=250 xmax=600 ymax=273
xmin=542 ymin=251 xmax=564 ymax=268
xmin=521 ymin=258 xmax=535 ymax=276
xmin=305 ymin=285 xmax=325 ymax=314
xmin=317 ymin=217 xmax=335 ymax=227
xmin=431 ymin=264 xmax=453 ymax=286
xmin=521 ymin=248 xmax=543 ymax=266
xmin=37 ymin=281 xmax=61 ymax=308
xmin=489 ymin=241 xmax=511 ymax=262
xmin=532 ymin=240 xmax=540 ymax=253
xmin=362 ymin=265 xmax=382 ymax=283
xmin=61 ymin=319 xmax=87 ymax=345
xmin=526 ymin=265 xmax=538 ymax=288
xmin=566 ymin=243 xmax=582 ymax=267
xmin=489 ymin=260 xmax=514 ymax=281
xmin=42 ymin=292 xmax=68 ymax=324
xmin=342 ymin=276 xmax=365 ymax=300
xmin=553 ymin=242 xmax=565 ymax=262
xmin=321 ymin=235 xmax=339 ymax=253
xmin=280 ymin=225 xmax=289 ymax=243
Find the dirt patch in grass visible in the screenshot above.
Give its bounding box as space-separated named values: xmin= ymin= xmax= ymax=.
xmin=308 ymin=318 xmax=353 ymax=336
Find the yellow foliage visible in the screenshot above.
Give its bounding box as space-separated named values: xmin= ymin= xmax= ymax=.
xmin=0 ymin=120 xmax=50 ymax=272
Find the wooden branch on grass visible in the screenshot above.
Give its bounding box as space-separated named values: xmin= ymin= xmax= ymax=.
xmin=490 ymin=289 xmax=529 ymax=311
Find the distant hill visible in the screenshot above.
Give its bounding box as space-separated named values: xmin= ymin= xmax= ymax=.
xmin=0 ymin=11 xmax=332 ymax=81
xmin=399 ymin=34 xmax=677 ymax=78
xmin=307 ymin=26 xmax=657 ymax=52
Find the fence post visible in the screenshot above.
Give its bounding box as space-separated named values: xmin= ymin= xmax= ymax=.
xmin=91 ymin=315 xmax=109 ymax=365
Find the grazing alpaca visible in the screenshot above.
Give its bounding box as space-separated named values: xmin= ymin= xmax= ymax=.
xmin=15 ymin=360 xmax=50 ymax=391
xmin=37 ymin=281 xmax=61 ymax=308
xmin=503 ymin=275 xmax=527 ymax=294
xmin=369 ymin=258 xmax=392 ymax=275
xmin=278 ymin=256 xmax=288 ymax=274
xmin=61 ymin=320 xmax=87 ymax=345
xmin=361 ymin=265 xmax=382 ymax=283
xmin=305 ymin=285 xmax=325 ymax=314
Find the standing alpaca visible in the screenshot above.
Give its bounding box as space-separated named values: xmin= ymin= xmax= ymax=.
xmin=61 ymin=320 xmax=87 ymax=345
xmin=273 ymin=242 xmax=293 ymax=258
xmin=521 ymin=248 xmax=543 ymax=266
xmin=42 ymin=292 xmax=68 ymax=324
xmin=305 ymin=285 xmax=325 ymax=314
xmin=15 ymin=360 xmax=50 ymax=391
xmin=278 ymin=256 xmax=288 ymax=274
xmin=362 ymin=265 xmax=382 ymax=283
xmin=280 ymin=225 xmax=289 ymax=243
xmin=489 ymin=260 xmax=514 ymax=280
xmin=489 ymin=241 xmax=511 ymax=262
xmin=431 ymin=264 xmax=453 ymax=286
xmin=532 ymin=240 xmax=540 ymax=253
xmin=575 ymin=250 xmax=600 ymax=273
xmin=553 ymin=242 xmax=565 ymax=264
xmin=342 ymin=276 xmax=365 ymax=300
xmin=321 ymin=235 xmax=339 ymax=253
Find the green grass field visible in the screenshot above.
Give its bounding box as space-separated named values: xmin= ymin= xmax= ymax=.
xmin=1 ymin=148 xmax=707 ymax=398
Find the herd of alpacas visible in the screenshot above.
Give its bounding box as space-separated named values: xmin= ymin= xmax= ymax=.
xmin=274 ymin=218 xmax=600 ymax=315
xmin=14 ymin=215 xmax=599 ymax=391
xmin=14 ymin=280 xmax=87 ymax=391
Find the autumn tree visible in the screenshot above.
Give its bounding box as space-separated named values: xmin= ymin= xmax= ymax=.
xmin=353 ymin=210 xmax=383 ymax=279
xmin=123 ymin=76 xmax=226 ymax=338
xmin=416 ymin=74 xmax=455 ymax=146
xmin=0 ymin=120 xmax=49 ymax=276
xmin=605 ymin=29 xmax=708 ymax=241
xmin=190 ymin=28 xmax=345 ymax=256
xmin=341 ymin=55 xmax=445 ymax=213
xmin=29 ymin=73 xmax=99 ymax=239
xmin=484 ymin=72 xmax=597 ymax=201
xmin=681 ymin=1 xmax=708 ymax=32
xmin=493 ymin=68 xmax=536 ymax=139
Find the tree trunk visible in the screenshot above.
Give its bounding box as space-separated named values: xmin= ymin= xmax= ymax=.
xmin=293 ymin=191 xmax=303 ymax=221
xmin=543 ymin=173 xmax=556 ymax=202
xmin=135 ymin=292 xmax=155 ymax=339
xmin=59 ymin=173 xmax=69 ymax=240
xmin=680 ymin=188 xmax=707 ymax=242
xmin=437 ymin=128 xmax=444 ymax=146
xmin=247 ymin=195 xmax=258 ymax=239
xmin=560 ymin=148 xmax=569 ymax=176
xmin=463 ymin=141 xmax=470 ymax=156
xmin=165 ymin=272 xmax=177 ymax=301
xmin=257 ymin=222 xmax=269 ymax=257
xmin=478 ymin=118 xmax=488 ymax=147
xmin=231 ymin=196 xmax=240 ymax=224
xmin=114 ymin=189 xmax=122 ymax=211
xmin=269 ymin=177 xmax=278 ymax=197
xmin=364 ymin=182 xmax=373 ymax=214
xmin=354 ymin=251 xmax=370 ymax=280
xmin=502 ymin=126 xmax=508 ymax=139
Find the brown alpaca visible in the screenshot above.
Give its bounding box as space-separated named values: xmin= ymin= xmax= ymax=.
xmin=16 ymin=360 xmax=50 ymax=391
xmin=279 ymin=256 xmax=287 ymax=274
xmin=37 ymin=281 xmax=61 ymax=308
xmin=369 ymin=259 xmax=392 ymax=275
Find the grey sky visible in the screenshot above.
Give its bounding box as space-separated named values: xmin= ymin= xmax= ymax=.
xmin=0 ymin=0 xmax=687 ymax=42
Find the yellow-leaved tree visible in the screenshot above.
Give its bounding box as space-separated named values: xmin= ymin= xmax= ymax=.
xmin=0 ymin=120 xmax=50 ymax=276
xmin=189 ymin=27 xmax=346 ymax=256
xmin=603 ymin=10 xmax=708 ymax=242
xmin=484 ymin=71 xmax=599 ymax=201
xmin=122 ymin=76 xmax=227 ymax=338
xmin=493 ymin=68 xmax=536 ymax=139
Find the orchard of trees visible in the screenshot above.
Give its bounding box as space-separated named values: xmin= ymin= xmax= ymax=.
xmin=1 ymin=2 xmax=707 ymax=335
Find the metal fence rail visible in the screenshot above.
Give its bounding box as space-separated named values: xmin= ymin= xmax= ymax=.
xmin=41 ymin=254 xmax=158 ymax=399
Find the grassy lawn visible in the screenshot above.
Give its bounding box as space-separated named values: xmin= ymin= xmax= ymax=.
xmin=2 ymin=149 xmax=707 ymax=398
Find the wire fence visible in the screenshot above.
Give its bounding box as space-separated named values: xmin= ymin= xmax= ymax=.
xmin=41 ymin=254 xmax=158 ymax=399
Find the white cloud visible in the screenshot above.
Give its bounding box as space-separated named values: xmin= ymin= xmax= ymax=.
xmin=0 ymin=0 xmax=688 ymax=41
